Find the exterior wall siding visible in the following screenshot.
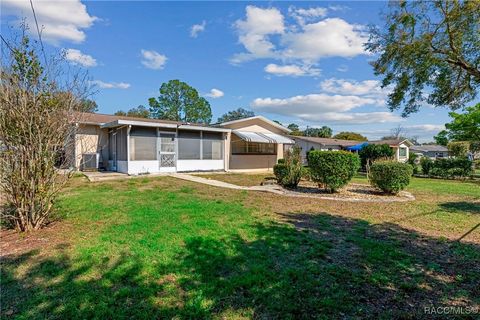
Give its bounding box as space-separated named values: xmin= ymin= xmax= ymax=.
xmin=75 ymin=124 xmax=109 ymax=169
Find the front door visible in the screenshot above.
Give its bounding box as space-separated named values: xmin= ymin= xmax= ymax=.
xmin=159 ymin=132 xmax=176 ymax=172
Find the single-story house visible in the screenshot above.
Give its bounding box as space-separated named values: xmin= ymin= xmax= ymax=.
xmin=369 ymin=139 xmax=413 ymax=162
xmin=290 ymin=136 xmax=413 ymax=163
xmin=70 ymin=113 xmax=294 ymax=174
xmin=289 ymin=136 xmax=359 ymax=164
xmin=410 ymin=145 xmax=450 ymax=159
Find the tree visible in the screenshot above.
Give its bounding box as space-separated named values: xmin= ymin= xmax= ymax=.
xmin=333 ymin=132 xmax=368 ymax=141
xmin=381 ymin=125 xmax=418 ymax=144
xmin=447 ymin=141 xmax=470 ymax=157
xmin=444 ymin=103 xmax=480 ymax=142
xmin=304 ymin=126 xmax=332 ymax=138
xmin=115 ymin=105 xmax=150 ymax=118
xmin=287 ymin=123 xmax=299 ymax=131
xmin=0 ymin=31 xmax=85 ymax=231
xmin=79 ymin=99 xmax=98 ymax=113
xmin=366 ymin=1 xmax=480 ymax=116
xmin=358 ymin=144 xmax=395 ymax=172
xmin=217 ymin=107 xmax=254 ymax=123
xmin=434 ymin=130 xmax=449 ymax=146
xmin=148 ymin=80 xmax=212 ymax=124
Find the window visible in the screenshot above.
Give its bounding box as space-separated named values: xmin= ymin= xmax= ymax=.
xmin=178 ymin=131 xmax=200 ymax=160
xmin=399 ymin=147 xmax=407 ymax=157
xmin=232 ymin=140 xmax=276 ymax=155
xmin=202 ymin=132 xmax=223 ymax=160
xmin=130 ymin=127 xmax=157 ymax=161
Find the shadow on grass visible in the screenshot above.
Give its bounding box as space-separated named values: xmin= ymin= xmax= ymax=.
xmin=2 ymin=213 xmax=479 ymax=319
xmin=440 ymin=201 xmax=480 ymax=214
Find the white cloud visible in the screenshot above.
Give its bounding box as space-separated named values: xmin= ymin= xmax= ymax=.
xmin=319 ymin=78 xmax=393 ymax=107
xmin=313 ymin=112 xmax=402 ymax=124
xmin=90 ymin=80 xmax=130 ymax=89
xmin=264 ymin=63 xmax=320 ymax=77
xmin=320 ymin=78 xmax=382 ymax=96
xmin=337 ymin=65 xmax=349 ymax=72
xmin=190 ymin=20 xmax=206 ymax=38
xmin=282 ymin=18 xmax=368 ymax=62
xmin=250 ymin=88 xmax=403 ymax=125
xmin=2 ymin=0 xmax=97 ymax=44
xmin=405 ymin=124 xmax=445 ymax=132
xmin=252 ymin=94 xmax=376 ymax=114
xmin=64 ymin=48 xmax=97 ymax=67
xmin=140 ymin=49 xmax=167 ymax=70
xmin=288 ymin=6 xmax=328 ymax=25
xmin=231 ymin=6 xmax=285 ymax=63
xmin=232 ymin=6 xmax=368 ymax=65
xmin=358 ymin=124 xmax=446 ymax=142
xmin=251 ymin=93 xmax=401 ymax=124
xmin=205 ymin=88 xmax=224 ymax=98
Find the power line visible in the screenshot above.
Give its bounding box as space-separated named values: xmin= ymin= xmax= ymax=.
xmin=29 ymin=0 xmax=48 ymax=67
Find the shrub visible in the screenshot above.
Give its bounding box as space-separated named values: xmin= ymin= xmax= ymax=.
xmin=429 ymin=157 xmax=473 ymax=178
xmin=301 ymin=166 xmax=311 ymax=181
xmin=420 ymin=157 xmax=434 ymax=175
xmin=369 ymin=161 xmax=413 ymax=194
xmin=308 ymin=151 xmax=360 ymax=192
xmin=447 ymin=141 xmax=470 ymax=157
xmin=407 ymin=152 xmax=419 ymax=174
xmin=358 ymin=144 xmax=394 ymax=169
xmin=273 ymin=146 xmax=303 ymax=188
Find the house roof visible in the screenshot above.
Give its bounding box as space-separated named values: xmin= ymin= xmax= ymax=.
xmin=218 ymin=116 xmax=291 ymax=133
xmin=410 ymin=145 xmax=449 ymax=152
xmin=74 ymin=112 xmax=185 ymax=126
xmin=73 ymin=112 xmax=230 ymax=132
xmin=369 ymin=139 xmax=414 ymax=147
xmin=290 ymin=136 xmax=360 ymax=147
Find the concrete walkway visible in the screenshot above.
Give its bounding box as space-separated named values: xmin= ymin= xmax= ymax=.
xmin=170 ymin=173 xmax=285 ymax=195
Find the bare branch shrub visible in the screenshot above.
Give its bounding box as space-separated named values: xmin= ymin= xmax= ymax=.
xmin=0 ymin=26 xmax=89 ymax=231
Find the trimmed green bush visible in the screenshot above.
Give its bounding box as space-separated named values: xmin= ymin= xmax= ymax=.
xmin=273 ymin=146 xmax=303 ymax=188
xmin=429 ymin=157 xmax=473 ymax=178
xmin=420 ymin=157 xmax=434 ymax=175
xmin=369 ymin=161 xmax=413 ymax=194
xmin=308 ymin=151 xmax=360 ymax=193
xmin=359 ymin=144 xmax=394 ymax=169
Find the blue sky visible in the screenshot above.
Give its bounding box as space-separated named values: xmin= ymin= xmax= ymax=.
xmin=1 ymin=0 xmax=465 ymax=141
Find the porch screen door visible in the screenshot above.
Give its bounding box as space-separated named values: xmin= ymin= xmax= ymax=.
xmin=159 ymin=132 xmax=176 ymax=169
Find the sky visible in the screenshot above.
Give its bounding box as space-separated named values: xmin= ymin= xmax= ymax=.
xmin=1 ymin=0 xmax=468 ymax=142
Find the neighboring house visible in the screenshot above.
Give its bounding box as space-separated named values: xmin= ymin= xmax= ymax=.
xmin=410 ymin=145 xmax=450 ymax=159
xmin=289 ymin=136 xmax=359 ymax=164
xmin=369 ymin=139 xmax=413 ymax=162
xmin=71 ymin=113 xmax=294 ymax=174
xmin=290 ymin=136 xmax=413 ymax=163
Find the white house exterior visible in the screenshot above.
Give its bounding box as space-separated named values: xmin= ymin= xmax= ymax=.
xmin=72 ymin=113 xmax=294 ymax=174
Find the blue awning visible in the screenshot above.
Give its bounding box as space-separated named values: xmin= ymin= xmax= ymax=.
xmin=346 ymin=142 xmax=369 ymax=151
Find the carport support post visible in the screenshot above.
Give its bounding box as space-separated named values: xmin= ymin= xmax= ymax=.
xmin=127 ymin=125 xmax=131 ymax=173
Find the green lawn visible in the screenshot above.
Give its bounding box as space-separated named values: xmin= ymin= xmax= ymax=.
xmin=2 ymin=176 xmax=479 ymax=319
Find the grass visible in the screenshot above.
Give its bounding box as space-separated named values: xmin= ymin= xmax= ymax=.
xmin=1 ymin=175 xmax=479 ymax=319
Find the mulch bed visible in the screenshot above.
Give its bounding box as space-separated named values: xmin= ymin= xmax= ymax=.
xmin=272 ymin=181 xmax=415 ymax=202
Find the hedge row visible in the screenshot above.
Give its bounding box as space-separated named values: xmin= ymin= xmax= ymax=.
xmin=420 ymin=157 xmax=473 ymax=178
